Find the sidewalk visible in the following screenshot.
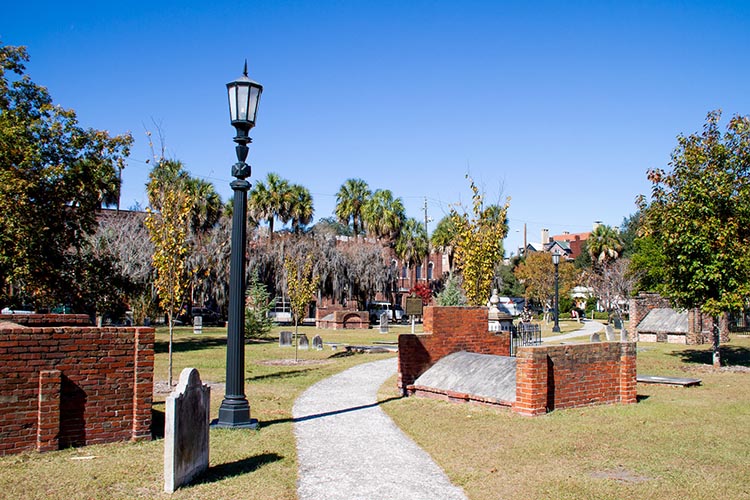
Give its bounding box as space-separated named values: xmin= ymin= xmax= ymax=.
xmin=543 ymin=318 xmax=604 ymax=343
xmin=293 ymin=357 xmax=467 ymax=500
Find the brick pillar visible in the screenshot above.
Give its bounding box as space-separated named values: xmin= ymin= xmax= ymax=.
xmin=619 ymin=342 xmax=637 ymax=404
xmin=513 ymin=348 xmax=548 ymax=416
xmin=132 ymin=328 xmax=155 ymax=441
xmin=37 ymin=370 xmax=61 ymax=452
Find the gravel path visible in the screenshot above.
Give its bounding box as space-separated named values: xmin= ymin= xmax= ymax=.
xmin=543 ymin=318 xmax=604 ymax=343
xmin=293 ymin=357 xmax=468 ymax=500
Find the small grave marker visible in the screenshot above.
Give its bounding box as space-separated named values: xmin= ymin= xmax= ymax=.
xmin=605 ymin=325 xmax=616 ymax=341
xmin=279 ymin=331 xmax=293 ymax=347
xmin=193 ymin=315 xmax=202 ymax=335
xmin=312 ymin=335 xmax=323 ymax=351
xmin=299 ymin=334 xmax=310 ymax=350
xmin=164 ymin=368 xmax=210 ymax=493
xmin=590 ymin=332 xmax=601 ymax=342
xmin=621 ymin=328 xmax=629 ymax=342
xmin=379 ymin=312 xmax=389 ymax=333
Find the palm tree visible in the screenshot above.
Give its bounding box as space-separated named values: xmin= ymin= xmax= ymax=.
xmin=431 ymin=215 xmax=458 ymax=272
xmin=587 ymin=224 xmax=624 ymax=264
xmin=395 ymin=218 xmax=429 ymax=271
xmin=185 ymin=178 xmax=222 ymax=233
xmin=289 ymin=184 xmax=314 ymax=234
xmin=335 ymin=178 xmax=371 ymax=237
xmin=249 ymin=172 xmax=291 ymax=240
xmin=361 ymin=189 xmax=405 ymax=246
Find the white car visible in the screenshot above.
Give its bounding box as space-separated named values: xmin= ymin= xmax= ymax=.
xmin=368 ymin=302 xmax=404 ymax=323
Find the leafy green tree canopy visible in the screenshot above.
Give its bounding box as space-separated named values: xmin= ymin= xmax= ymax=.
xmin=0 ymin=43 xmax=132 ymax=305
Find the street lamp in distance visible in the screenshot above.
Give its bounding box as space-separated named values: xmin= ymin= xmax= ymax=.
xmin=215 ymin=62 xmax=263 ymax=429
xmin=552 ymin=253 xmax=561 ymax=333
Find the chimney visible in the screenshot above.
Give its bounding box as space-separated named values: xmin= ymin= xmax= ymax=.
xmin=541 ymin=228 xmax=549 ymax=243
xmin=593 ymin=221 xmax=602 ymax=231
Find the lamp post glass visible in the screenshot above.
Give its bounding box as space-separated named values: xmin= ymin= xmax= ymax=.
xmin=215 ymin=63 xmax=262 ymax=429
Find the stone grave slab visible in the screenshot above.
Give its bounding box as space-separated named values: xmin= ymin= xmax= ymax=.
xmin=164 ymin=368 xmax=210 ymax=493
xmin=637 ymin=374 xmax=702 ymax=387
xmin=299 ymin=334 xmax=310 ymax=350
xmin=312 ymin=335 xmax=323 ymax=350
xmin=279 ymin=331 xmax=293 ymax=347
xmin=414 ymin=351 xmax=517 ymax=403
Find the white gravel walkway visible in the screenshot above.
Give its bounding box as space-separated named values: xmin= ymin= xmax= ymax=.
xmin=543 ymin=318 xmax=604 ymax=343
xmin=293 ymin=357 xmax=468 ymax=500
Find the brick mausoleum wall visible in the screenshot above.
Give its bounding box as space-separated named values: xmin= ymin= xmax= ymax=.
xmin=628 ymin=293 xmax=670 ymax=341
xmin=398 ymin=306 xmax=511 ymax=392
xmin=0 ymin=325 xmax=154 ymax=455
xmin=513 ymin=342 xmax=637 ymax=416
xmin=0 ymin=314 xmax=92 ymax=327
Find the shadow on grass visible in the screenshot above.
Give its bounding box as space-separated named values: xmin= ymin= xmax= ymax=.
xmin=636 ymin=394 xmax=650 ymax=403
xmin=258 ymin=396 xmax=403 ymax=429
xmin=154 ymin=336 xmax=227 ymax=354
xmin=192 ymin=453 xmax=284 ymax=486
xmin=669 ymin=345 xmax=750 ymax=367
xmin=151 ymin=407 xmax=165 ymax=439
xmin=246 ymin=367 xmax=317 ymax=382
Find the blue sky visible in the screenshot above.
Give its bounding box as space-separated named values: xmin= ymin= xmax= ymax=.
xmin=3 ymin=1 xmax=750 ymax=255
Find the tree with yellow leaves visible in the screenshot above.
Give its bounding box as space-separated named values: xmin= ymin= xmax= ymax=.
xmin=284 ymin=255 xmax=319 ymax=362
xmin=144 ymin=160 xmax=193 ymax=386
xmin=450 ymin=177 xmax=510 ymax=306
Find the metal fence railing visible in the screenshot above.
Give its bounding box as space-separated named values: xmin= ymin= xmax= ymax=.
xmin=508 ymin=322 xmax=543 ymax=356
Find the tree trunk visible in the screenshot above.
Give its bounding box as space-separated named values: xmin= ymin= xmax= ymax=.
xmin=712 ymin=315 xmax=721 ymax=368
xmin=168 ymin=311 xmax=174 ymax=386
xmin=294 ymin=319 xmax=299 ymax=363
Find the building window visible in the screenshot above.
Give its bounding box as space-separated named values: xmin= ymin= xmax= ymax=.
xmin=401 ymin=264 xmax=408 ymax=279
xmin=416 ymin=265 xmax=422 ymax=280
xmin=427 ymin=262 xmax=434 ymax=280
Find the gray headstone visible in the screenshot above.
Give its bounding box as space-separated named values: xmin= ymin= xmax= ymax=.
xmin=621 ymin=327 xmax=629 ymax=342
xmin=279 ymin=331 xmax=293 ymax=347
xmin=590 ymin=332 xmax=601 ymax=343
xmin=379 ymin=312 xmax=389 ymax=333
xmin=605 ymin=325 xmax=616 ymax=341
xmin=312 ymin=335 xmax=323 ymax=351
xmin=164 ymin=368 xmax=210 ymax=493
xmin=613 ymin=317 xmax=623 ymax=329
xmin=193 ymin=315 xmax=202 ymax=334
xmin=299 ymin=334 xmax=310 ymax=350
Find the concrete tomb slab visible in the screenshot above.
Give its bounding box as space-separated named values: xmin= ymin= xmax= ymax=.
xmin=413 ymin=351 xmax=517 ymax=403
xmin=164 ymin=368 xmax=210 ymax=493
xmin=637 ymin=374 xmax=701 ymax=386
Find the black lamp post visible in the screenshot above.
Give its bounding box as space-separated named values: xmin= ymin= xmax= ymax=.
xmin=215 ymin=62 xmax=263 ymax=429
xmin=552 ymin=253 xmax=561 ymax=333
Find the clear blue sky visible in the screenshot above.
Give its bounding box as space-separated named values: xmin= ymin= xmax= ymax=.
xmin=4 ymin=1 xmax=750 ymax=255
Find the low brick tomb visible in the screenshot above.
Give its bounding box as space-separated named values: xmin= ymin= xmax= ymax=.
xmin=315 ymin=309 xmax=369 ymax=330
xmin=164 ymin=368 xmax=210 ymax=493
xmin=398 ymin=306 xmax=637 ymax=416
xmin=0 ymin=319 xmax=154 ymax=455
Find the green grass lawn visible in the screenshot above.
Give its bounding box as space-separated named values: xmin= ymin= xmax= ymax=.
xmin=378 ymin=335 xmax=750 ymax=500
xmin=1 ymin=326 xmax=748 ymax=499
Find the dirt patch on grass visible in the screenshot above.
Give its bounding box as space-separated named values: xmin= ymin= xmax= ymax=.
xmin=590 ymin=467 xmax=651 ymax=483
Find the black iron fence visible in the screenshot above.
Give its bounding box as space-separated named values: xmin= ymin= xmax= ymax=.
xmin=504 ymin=322 xmax=543 ymax=357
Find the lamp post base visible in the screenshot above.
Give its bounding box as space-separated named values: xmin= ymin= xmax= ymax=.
xmin=212 ymin=398 xmax=258 ymax=429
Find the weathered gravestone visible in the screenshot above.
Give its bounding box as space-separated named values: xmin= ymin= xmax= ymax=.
xmin=590 ymin=332 xmax=601 ymax=343
xmin=379 ymin=312 xmax=389 ymax=333
xmin=605 ymin=325 xmax=616 ymax=341
xmin=299 ymin=334 xmax=310 ymax=350
xmin=621 ymin=327 xmax=629 ymax=342
xmin=312 ymin=335 xmax=323 ymax=351
xmin=193 ymin=315 xmax=202 ymax=335
xmin=164 ymin=368 xmax=210 ymax=493
xmin=279 ymin=331 xmax=293 ymax=347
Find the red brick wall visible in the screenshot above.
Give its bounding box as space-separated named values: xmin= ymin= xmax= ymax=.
xmin=513 ymin=342 xmax=637 ymax=416
xmin=0 ymin=314 xmax=91 ymax=327
xmin=0 ymin=326 xmax=154 ymax=455
xmin=398 ymin=307 xmax=511 ymax=391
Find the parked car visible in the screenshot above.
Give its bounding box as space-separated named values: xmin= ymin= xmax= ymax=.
xmin=368 ymin=302 xmax=404 ymax=323
xmin=175 ymin=307 xmax=224 ymax=326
